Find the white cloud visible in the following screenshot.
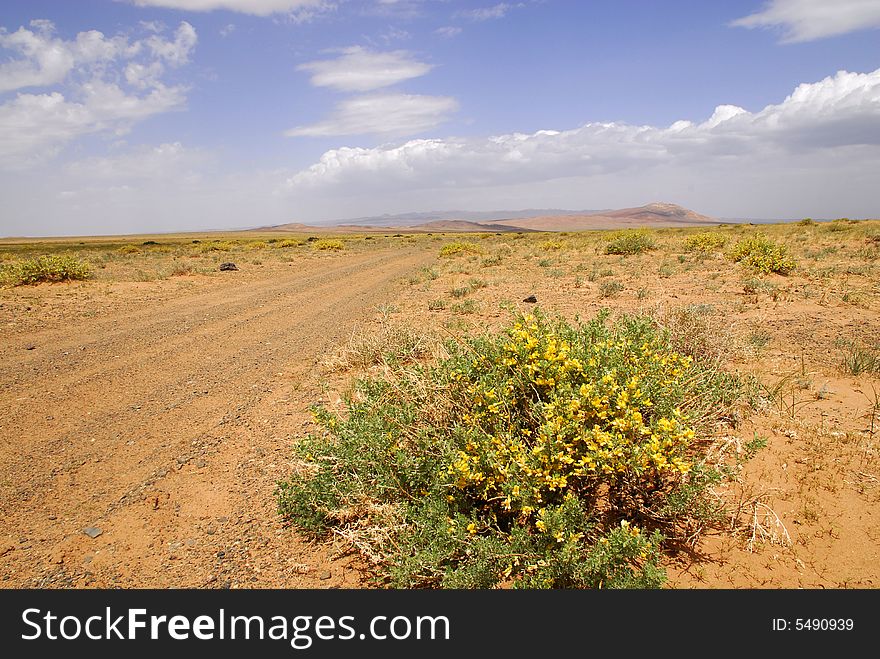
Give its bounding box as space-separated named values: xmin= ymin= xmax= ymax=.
xmin=0 ymin=20 xmax=196 ymax=168
xmin=457 ymin=3 xmax=523 ymax=22
xmin=219 ymin=23 xmax=236 ymax=37
xmin=286 ymin=67 xmax=880 ymax=202
xmin=297 ymin=46 xmax=432 ymax=92
xmin=0 ymin=20 xmax=135 ymax=92
xmin=731 ymin=0 xmax=880 ymax=42
xmin=146 ymin=21 xmax=198 ymax=65
xmin=435 ymin=26 xmax=462 ymax=38
xmin=285 ymin=92 xmax=458 ymax=137
xmin=128 ymin=0 xmax=332 ymax=18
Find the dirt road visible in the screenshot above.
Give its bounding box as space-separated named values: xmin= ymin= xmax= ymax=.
xmin=0 ymin=246 xmax=432 ymax=588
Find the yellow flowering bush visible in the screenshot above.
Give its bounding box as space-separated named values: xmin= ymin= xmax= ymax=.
xmin=447 ymin=313 xmax=694 ymax=529
xmin=313 ymin=239 xmax=345 ymax=251
xmin=684 ymin=232 xmax=726 ymax=253
xmin=1 ymin=254 xmax=92 ymax=286
xmin=439 ymin=241 xmax=483 ymax=257
xmin=727 ymin=234 xmax=796 ymax=274
xmin=278 ymin=310 xmax=751 ymax=588
xmin=604 ymin=230 xmax=656 ymax=255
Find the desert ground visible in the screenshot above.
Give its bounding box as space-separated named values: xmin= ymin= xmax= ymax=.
xmin=1 ymin=221 xmax=878 ymax=588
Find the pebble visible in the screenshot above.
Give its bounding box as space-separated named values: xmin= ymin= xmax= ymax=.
xmin=83 ymin=527 xmax=103 ymax=539
xmin=318 ymin=570 xmax=332 ymax=580
xmin=523 ymin=295 xmax=538 ymax=303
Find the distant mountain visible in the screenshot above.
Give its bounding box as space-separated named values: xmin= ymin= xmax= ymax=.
xmin=491 ymin=203 xmax=716 ymax=231
xmin=256 ymin=203 xmax=717 ymax=234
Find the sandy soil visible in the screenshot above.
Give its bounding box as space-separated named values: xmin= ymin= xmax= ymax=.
xmin=1 ymin=223 xmax=878 ymax=590
xmin=0 ymin=246 xmax=432 ymax=588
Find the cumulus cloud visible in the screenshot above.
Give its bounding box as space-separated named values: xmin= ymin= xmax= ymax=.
xmin=145 ymin=21 xmax=198 ymax=66
xmin=127 ymin=0 xmax=331 ymax=17
xmin=731 ymin=0 xmax=880 ymax=42
xmin=0 ymin=20 xmax=196 ymax=168
xmin=285 ymin=92 xmax=458 ymax=137
xmin=0 ymin=20 xmax=133 ymax=92
xmin=287 ymin=67 xmax=880 ymax=190
xmin=297 ymin=46 xmax=432 ymax=92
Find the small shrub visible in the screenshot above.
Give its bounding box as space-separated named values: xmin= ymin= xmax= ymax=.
xmin=273 ymin=239 xmax=302 ymax=248
xmin=797 ymin=218 xmax=815 ymax=226
xmin=451 ymin=300 xmax=478 ymax=314
xmin=825 ymin=220 xmax=851 ymax=233
xmin=604 ymin=230 xmax=656 ymax=256
xmin=198 ymin=241 xmax=236 ymax=252
xmin=440 ymin=241 xmax=483 ymax=258
xmin=170 ymin=263 xmax=195 ymax=277
xmin=727 ymin=234 xmax=796 ymax=275
xmin=684 ymin=232 xmax=727 ymax=253
xmin=428 ymin=299 xmax=446 ymax=311
xmin=837 ymin=340 xmax=880 ymax=376
xmin=246 ymin=241 xmax=268 ymax=250
xmin=117 ymin=244 xmax=140 ymax=254
xmin=1 ymin=255 xmax=92 ymax=286
xmin=541 ymin=240 xmax=565 ymax=251
xmin=277 ymin=311 xmax=754 ymax=588
xmin=598 ymin=280 xmax=624 ymax=298
xmin=451 ymin=286 xmax=470 ymax=298
xmin=313 ymin=239 xmax=345 ymax=251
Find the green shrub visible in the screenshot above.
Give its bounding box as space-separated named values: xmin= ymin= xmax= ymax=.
xmin=117 ymin=244 xmax=141 ymax=254
xmin=313 ymin=239 xmax=345 ymax=251
xmin=439 ymin=241 xmax=483 ymax=257
xmin=684 ymin=232 xmax=727 ymax=253
xmin=273 ymin=239 xmax=302 ymax=248
xmin=1 ymin=255 xmax=92 ymax=286
xmin=277 ymin=311 xmax=751 ymax=588
xmin=598 ymin=280 xmax=624 ymax=298
xmin=604 ymin=230 xmax=656 ymax=256
xmin=727 ymin=234 xmax=796 ymax=274
xmin=198 ymin=240 xmax=236 ymax=252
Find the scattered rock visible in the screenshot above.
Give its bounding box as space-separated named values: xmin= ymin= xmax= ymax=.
xmin=523 ymin=295 xmax=538 ymax=303
xmin=83 ymin=527 xmax=103 ymax=539
xmin=25 ymin=344 xmax=36 ymax=350
xmin=219 ymin=262 xmax=238 ymax=271
xmin=318 ymin=570 xmax=332 ymax=580
xmin=195 ymin=458 xmax=208 ymax=468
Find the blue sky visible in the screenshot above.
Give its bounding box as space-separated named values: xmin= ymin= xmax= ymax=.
xmin=1 ymin=0 xmax=879 ymax=236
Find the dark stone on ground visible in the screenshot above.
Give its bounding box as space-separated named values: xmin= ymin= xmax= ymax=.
xmin=219 ymin=262 xmax=238 ymax=271
xmin=523 ymin=295 xmax=538 ymax=303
